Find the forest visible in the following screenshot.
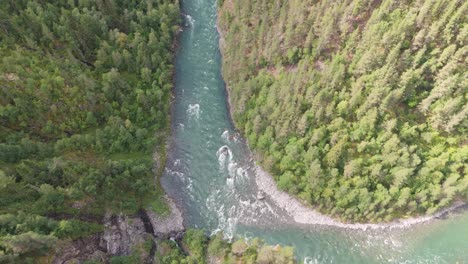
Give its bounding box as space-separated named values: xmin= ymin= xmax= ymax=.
xmin=218 ymin=0 xmax=467 ymax=222
xmin=155 ymin=229 xmax=295 ymax=264
xmin=72 ymin=229 xmax=295 ymax=264
xmin=0 ymin=0 xmax=179 ymax=261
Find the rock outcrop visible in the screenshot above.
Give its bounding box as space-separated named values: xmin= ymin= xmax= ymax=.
xmin=101 ymin=214 xmax=149 ymax=256
xmin=146 ymin=196 xmax=185 ymax=238
xmin=52 ymin=235 xmax=107 ymax=264
xmin=52 ymin=213 xmax=157 ymax=264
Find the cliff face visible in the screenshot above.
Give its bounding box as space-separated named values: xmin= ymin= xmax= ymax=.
xmin=52 ymin=215 xmax=149 ymax=264
xmin=52 ymin=206 xmax=185 ymax=264
xmin=218 ymin=0 xmax=467 ymax=222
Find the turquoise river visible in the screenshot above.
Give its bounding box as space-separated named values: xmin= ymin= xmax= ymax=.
xmin=161 ymin=0 xmax=468 ymax=262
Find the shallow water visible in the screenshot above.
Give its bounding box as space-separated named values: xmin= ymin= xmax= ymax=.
xmin=161 ymin=0 xmax=468 ymax=262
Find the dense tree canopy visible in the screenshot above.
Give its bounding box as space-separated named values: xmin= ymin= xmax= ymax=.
xmin=155 ymin=230 xmax=296 ymax=264
xmin=0 ymin=0 xmax=179 ymax=261
xmin=219 ymin=0 xmax=467 ymax=222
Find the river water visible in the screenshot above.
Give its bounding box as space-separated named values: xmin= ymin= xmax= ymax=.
xmin=161 ymin=0 xmax=468 ymax=262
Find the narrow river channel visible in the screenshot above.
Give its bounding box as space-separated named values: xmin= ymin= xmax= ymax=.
xmin=161 ymin=0 xmax=468 ymax=262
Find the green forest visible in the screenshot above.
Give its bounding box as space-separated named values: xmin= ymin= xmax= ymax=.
xmin=155 ymin=230 xmax=295 ymax=264
xmin=0 ymin=0 xmax=179 ymax=261
xmin=219 ymin=0 xmax=467 ymax=222
xmin=1 ymin=0 xmax=466 ymax=261
xmin=85 ymin=229 xmax=295 ymax=264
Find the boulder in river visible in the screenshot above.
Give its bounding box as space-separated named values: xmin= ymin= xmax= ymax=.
xmin=257 ymin=190 xmax=266 ymax=200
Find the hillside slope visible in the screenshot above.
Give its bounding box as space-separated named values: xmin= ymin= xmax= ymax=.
xmin=0 ymin=0 xmax=179 ymax=261
xmin=218 ymin=0 xmax=467 ymax=222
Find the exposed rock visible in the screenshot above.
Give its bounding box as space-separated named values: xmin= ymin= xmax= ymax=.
xmin=101 ymin=214 xmax=148 ymax=256
xmin=52 ymin=214 xmax=155 ymax=263
xmin=146 ymin=196 xmax=185 ymax=238
xmin=207 ymin=255 xmax=223 ymax=264
xmin=52 ymin=235 xmax=107 ymax=264
xmin=89 ymin=250 xmax=107 ymax=262
xmin=256 ymin=190 xmax=266 ymax=200
xmin=71 ymin=197 xmax=94 ymax=210
xmin=4 ymin=73 xmax=18 ymax=81
xmin=153 ymin=150 xmax=162 ymax=173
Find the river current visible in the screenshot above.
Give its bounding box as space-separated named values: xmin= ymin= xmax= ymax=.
xmin=161 ymin=0 xmax=468 ymax=262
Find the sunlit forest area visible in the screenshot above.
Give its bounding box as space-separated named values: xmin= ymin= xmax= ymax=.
xmin=156 ymin=230 xmax=295 ymax=264
xmin=1 ymin=0 xmax=466 ymax=261
xmin=0 ymin=0 xmax=179 ymax=261
xmin=219 ymin=0 xmax=467 ymax=222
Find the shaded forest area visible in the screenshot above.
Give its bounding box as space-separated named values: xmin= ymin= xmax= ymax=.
xmin=0 ymin=0 xmax=179 ymax=261
xmin=219 ymin=0 xmax=467 ymax=222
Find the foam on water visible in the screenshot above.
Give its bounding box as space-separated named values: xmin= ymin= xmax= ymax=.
xmin=227 ymin=162 xmax=237 ymax=179
xmin=216 ymin=145 xmax=232 ymax=170
xmin=187 ymin=103 xmax=200 ymax=120
xmin=206 ymin=192 xmax=238 ymax=239
xmin=165 ymin=167 xmax=194 ymax=199
xmin=184 ymin=14 xmax=195 ymax=28
xmin=226 ymin=177 xmax=234 ymax=188
xmin=236 ymin=167 xmax=248 ymax=181
xmin=221 ymin=130 xmax=229 ymax=142
xmin=304 ymin=257 xmax=320 ymax=264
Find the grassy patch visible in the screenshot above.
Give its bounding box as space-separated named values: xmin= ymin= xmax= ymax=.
xmin=149 ymin=192 xmax=170 ymax=217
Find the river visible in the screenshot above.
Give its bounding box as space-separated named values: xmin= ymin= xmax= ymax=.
xmin=160 ymin=0 xmax=468 ymax=262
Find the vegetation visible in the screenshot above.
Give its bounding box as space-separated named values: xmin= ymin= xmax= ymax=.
xmin=156 ymin=229 xmax=296 ymax=264
xmin=0 ymin=0 xmax=179 ymax=261
xmin=218 ymin=0 xmax=467 ymax=222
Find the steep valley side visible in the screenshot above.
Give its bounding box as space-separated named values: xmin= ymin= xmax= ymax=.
xmin=218 ymin=0 xmax=467 ymax=223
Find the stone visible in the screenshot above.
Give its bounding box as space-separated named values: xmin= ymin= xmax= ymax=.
xmin=101 ymin=214 xmax=147 ymax=255
xmin=146 ymin=196 xmax=184 ymax=238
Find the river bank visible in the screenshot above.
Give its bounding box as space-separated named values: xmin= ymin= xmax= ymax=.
xmin=160 ymin=0 xmax=468 ymax=262
xmin=215 ymin=6 xmax=466 ymax=231
xmin=255 ymin=165 xmax=466 ymax=230
xmin=147 ymin=196 xmax=185 ymax=236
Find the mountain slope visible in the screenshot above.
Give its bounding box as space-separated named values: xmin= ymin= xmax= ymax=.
xmin=0 ymin=0 xmax=179 ymax=261
xmin=218 ymin=0 xmax=467 ymax=222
